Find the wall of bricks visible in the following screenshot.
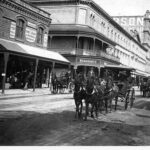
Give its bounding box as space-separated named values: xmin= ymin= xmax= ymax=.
xmin=0 ymin=1 xmax=51 ymax=49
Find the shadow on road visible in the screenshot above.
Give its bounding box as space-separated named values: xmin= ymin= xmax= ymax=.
xmin=0 ymin=109 xmax=150 ymax=146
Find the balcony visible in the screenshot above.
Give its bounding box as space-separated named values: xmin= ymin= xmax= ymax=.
xmin=50 ymin=48 xmax=120 ymax=62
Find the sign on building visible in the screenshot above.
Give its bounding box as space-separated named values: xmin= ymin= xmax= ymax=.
xmin=113 ymin=16 xmax=144 ymax=42
xmin=10 ymin=22 xmax=16 ymax=39
xmin=43 ymin=33 xmax=48 ymax=48
xmin=25 ymin=27 xmax=37 ymax=42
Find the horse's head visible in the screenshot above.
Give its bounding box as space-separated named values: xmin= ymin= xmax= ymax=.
xmin=101 ymin=80 xmax=106 ymax=87
xmin=112 ymin=83 xmax=119 ymax=93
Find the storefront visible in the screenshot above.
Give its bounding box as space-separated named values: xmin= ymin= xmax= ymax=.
xmin=0 ymin=38 xmax=70 ymax=94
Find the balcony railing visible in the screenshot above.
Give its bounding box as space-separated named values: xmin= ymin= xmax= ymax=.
xmin=50 ymin=48 xmax=120 ymax=62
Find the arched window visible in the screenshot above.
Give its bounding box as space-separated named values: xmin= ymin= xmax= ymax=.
xmin=16 ymin=18 xmax=25 ymax=39
xmin=37 ymin=27 xmax=44 ymax=44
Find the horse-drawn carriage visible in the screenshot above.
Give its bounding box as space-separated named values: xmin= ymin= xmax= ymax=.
xmin=102 ymin=65 xmax=136 ymax=110
xmin=52 ymin=71 xmax=73 ymax=94
xmin=73 ymin=65 xmax=136 ymax=120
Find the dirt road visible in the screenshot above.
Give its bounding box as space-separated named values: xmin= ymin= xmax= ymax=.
xmin=0 ymin=94 xmax=150 ymax=146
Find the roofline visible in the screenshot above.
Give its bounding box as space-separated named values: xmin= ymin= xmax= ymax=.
xmin=7 ymin=0 xmax=52 ymax=21
xmin=89 ymin=0 xmax=148 ymax=52
xmin=26 ymin=0 xmax=148 ymax=52
xmin=112 ymin=15 xmax=144 ymax=18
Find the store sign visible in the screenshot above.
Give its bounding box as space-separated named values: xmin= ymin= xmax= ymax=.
xmin=10 ymin=22 xmax=16 ymax=39
xmin=113 ymin=17 xmax=144 ymax=26
xmin=43 ymin=34 xmax=48 ymax=48
xmin=25 ymin=27 xmax=37 ymax=42
xmin=79 ymin=58 xmax=97 ymax=64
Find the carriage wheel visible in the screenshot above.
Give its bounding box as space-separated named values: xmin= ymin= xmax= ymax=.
xmin=124 ymin=91 xmax=130 ymax=110
xmin=130 ymin=88 xmax=135 ymax=108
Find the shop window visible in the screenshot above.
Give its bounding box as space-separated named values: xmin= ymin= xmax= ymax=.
xmin=16 ymin=19 xmax=25 ymax=39
xmin=37 ymin=27 xmax=44 ymax=44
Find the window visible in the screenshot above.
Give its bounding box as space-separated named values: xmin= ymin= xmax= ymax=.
xmin=37 ymin=27 xmax=44 ymax=44
xmin=16 ymin=19 xmax=25 ymax=39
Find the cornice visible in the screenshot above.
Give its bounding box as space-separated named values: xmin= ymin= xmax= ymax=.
xmin=26 ymin=0 xmax=147 ymax=52
xmin=0 ymin=0 xmax=51 ymax=25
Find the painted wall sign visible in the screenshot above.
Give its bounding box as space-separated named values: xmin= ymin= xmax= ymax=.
xmin=78 ymin=8 xmax=87 ymax=24
xmin=10 ymin=22 xmax=16 ymax=39
xmin=25 ymin=27 xmax=37 ymax=42
xmin=43 ymin=33 xmax=48 ymax=48
xmin=113 ymin=16 xmax=144 ymax=42
xmin=27 ymin=22 xmax=36 ymax=28
xmin=113 ymin=16 xmax=144 ymax=26
xmin=43 ymin=7 xmax=75 ymax=24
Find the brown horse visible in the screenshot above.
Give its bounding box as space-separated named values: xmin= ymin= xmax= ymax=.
xmin=73 ymin=73 xmax=86 ymax=119
xmin=103 ymin=79 xmax=119 ymax=113
xmin=84 ymin=76 xmax=96 ymax=120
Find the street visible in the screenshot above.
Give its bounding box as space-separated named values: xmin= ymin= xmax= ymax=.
xmin=0 ymin=90 xmax=150 ymax=146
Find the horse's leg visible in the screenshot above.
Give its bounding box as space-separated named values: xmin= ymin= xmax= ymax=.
xmin=115 ymin=95 xmax=118 ymax=111
xmin=80 ymin=101 xmax=83 ymax=119
xmin=74 ymin=100 xmax=78 ymax=119
xmin=99 ymin=99 xmax=102 ymax=113
xmin=95 ymin=101 xmax=98 ymax=118
xmin=90 ymin=103 xmax=94 ymax=118
xmin=105 ymin=98 xmax=108 ymax=114
xmin=77 ymin=103 xmax=80 ymax=118
xmin=78 ymin=100 xmax=82 ymax=119
xmin=85 ymin=100 xmax=88 ymax=121
xmin=99 ymin=98 xmax=104 ymax=113
xmin=109 ymin=98 xmax=112 ymax=112
xmin=53 ymin=84 xmax=55 ymax=93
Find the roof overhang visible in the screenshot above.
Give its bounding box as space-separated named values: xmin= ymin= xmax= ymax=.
xmin=103 ymin=64 xmax=135 ymax=71
xmin=49 ymin=24 xmax=116 ymax=46
xmin=0 ymin=38 xmax=70 ymax=64
xmin=134 ymin=70 xmax=149 ymax=77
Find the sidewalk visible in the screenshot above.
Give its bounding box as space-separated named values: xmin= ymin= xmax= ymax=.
xmin=0 ymin=86 xmax=141 ymax=100
xmin=0 ymin=88 xmax=71 ymax=100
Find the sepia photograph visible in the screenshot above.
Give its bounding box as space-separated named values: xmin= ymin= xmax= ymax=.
xmin=0 ymin=0 xmax=150 ymax=147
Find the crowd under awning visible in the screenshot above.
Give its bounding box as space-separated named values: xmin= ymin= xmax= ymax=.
xmin=103 ymin=64 xmax=135 ymax=71
xmin=0 ymin=38 xmax=70 ymax=94
xmin=0 ymin=38 xmax=70 ymax=64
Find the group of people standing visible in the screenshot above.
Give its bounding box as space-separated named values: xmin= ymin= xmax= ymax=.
xmin=140 ymin=78 xmax=150 ymax=97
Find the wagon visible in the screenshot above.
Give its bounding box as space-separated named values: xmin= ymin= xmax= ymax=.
xmin=102 ymin=65 xmax=136 ymax=110
xmin=57 ymin=71 xmax=69 ymax=93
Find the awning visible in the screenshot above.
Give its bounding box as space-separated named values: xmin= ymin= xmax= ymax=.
xmin=0 ymin=38 xmax=70 ymax=64
xmin=134 ymin=70 xmax=148 ymax=77
xmin=103 ymin=64 xmax=135 ymax=71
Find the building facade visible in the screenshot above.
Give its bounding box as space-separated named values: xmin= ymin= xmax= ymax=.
xmin=26 ymin=0 xmax=148 ymax=78
xmin=0 ymin=0 xmax=70 ymax=93
xmin=143 ymin=10 xmax=150 ymax=75
xmin=113 ymin=11 xmax=150 ymax=76
xmin=113 ymin=16 xmax=144 ymax=43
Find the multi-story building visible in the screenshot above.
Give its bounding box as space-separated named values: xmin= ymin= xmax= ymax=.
xmin=0 ymin=0 xmax=70 ymax=93
xmin=143 ymin=10 xmax=150 ymax=75
xmin=113 ymin=11 xmax=150 ymax=77
xmin=26 ymin=0 xmax=148 ymax=78
xmin=113 ymin=16 xmax=144 ymax=43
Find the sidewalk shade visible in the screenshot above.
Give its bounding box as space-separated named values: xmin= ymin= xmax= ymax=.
xmin=0 ymin=38 xmax=70 ymax=64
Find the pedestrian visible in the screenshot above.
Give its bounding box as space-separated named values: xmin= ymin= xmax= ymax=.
xmin=24 ymin=71 xmax=33 ymax=89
